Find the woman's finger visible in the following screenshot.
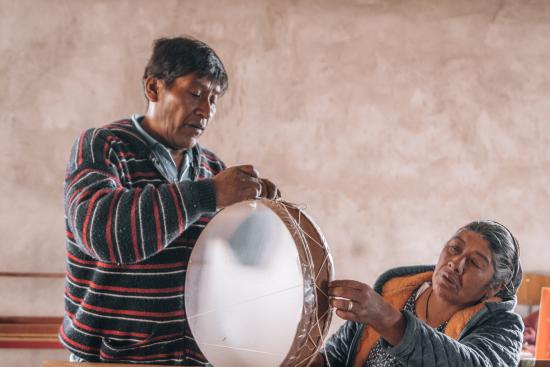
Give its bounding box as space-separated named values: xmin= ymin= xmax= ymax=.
xmin=329 ymin=279 xmax=369 ymax=290
xmin=329 ymin=286 xmax=364 ymax=302
xmin=330 ymin=298 xmax=355 ymax=311
xmin=334 ymin=309 xmax=359 ymax=322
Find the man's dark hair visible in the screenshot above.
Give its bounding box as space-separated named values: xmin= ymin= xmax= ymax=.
xmin=143 ymin=36 xmax=228 ymax=93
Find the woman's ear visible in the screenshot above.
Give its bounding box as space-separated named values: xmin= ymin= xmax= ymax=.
xmin=484 ymin=282 xmax=503 ymax=299
xmin=144 ymin=76 xmax=162 ymax=102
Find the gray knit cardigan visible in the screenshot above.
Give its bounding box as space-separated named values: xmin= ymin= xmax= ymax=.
xmin=322 ymin=265 xmax=524 ymax=367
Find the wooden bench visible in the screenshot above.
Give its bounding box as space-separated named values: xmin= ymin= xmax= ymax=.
xmin=0 ymin=316 xmax=63 ymax=349
xmin=41 ymin=362 xmax=192 ymax=367
xmin=0 ymin=271 xmax=64 ymax=349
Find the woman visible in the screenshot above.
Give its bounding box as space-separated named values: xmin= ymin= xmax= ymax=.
xmin=314 ymin=220 xmax=523 ymax=367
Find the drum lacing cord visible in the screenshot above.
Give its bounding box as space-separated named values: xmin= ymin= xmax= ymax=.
xmin=186 ymin=283 xmax=303 ymax=321
xmin=276 ymin=201 xmax=332 ymax=298
xmin=275 ymin=201 xmax=334 ymax=367
xmin=186 ymin=283 xmax=304 ymax=359
xmin=187 ymin=200 xmax=334 ymax=366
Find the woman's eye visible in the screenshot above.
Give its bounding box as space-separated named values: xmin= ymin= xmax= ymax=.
xmin=448 ymin=245 xmax=459 ymax=254
xmin=471 ymin=259 xmax=482 ymax=269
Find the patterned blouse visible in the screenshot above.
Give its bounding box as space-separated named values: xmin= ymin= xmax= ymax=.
xmin=364 ymin=282 xmax=448 ymax=366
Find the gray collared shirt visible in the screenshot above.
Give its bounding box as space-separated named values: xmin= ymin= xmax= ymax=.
xmin=132 ymin=114 xmax=194 ymax=182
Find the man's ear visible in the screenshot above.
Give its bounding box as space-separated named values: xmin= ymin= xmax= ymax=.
xmin=144 ymin=76 xmax=162 ymax=103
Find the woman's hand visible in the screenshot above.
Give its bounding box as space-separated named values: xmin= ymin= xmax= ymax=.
xmin=328 ymin=280 xmax=406 ymax=346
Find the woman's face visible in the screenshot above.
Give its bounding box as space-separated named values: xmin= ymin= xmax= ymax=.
xmin=433 ymin=229 xmax=498 ymax=308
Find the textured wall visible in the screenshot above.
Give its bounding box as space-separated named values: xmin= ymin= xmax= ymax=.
xmin=1 ymin=0 xmax=550 ymax=323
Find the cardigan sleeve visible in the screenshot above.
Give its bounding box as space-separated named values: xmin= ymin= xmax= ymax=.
xmin=321 ymin=321 xmax=361 ymax=367
xmin=64 ymin=128 xmax=218 ymax=264
xmin=389 ymin=309 xmax=523 ymax=367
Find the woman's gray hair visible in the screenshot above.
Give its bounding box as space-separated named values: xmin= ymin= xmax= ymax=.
xmin=461 ymin=220 xmax=522 ymax=300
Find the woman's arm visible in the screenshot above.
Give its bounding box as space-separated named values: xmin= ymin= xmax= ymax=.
xmin=390 ymin=310 xmax=523 ymax=367
xmin=328 ymin=279 xmax=523 ymax=366
xmin=329 ymin=280 xmax=407 ymax=345
xmin=317 ymin=321 xmax=361 ymax=367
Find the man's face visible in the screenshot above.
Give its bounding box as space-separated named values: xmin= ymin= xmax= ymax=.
xmin=432 ymin=230 xmax=497 ymax=307
xmin=150 ymin=73 xmax=221 ymax=150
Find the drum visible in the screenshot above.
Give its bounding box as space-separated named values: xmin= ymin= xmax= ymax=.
xmin=185 ymin=199 xmax=334 ymax=367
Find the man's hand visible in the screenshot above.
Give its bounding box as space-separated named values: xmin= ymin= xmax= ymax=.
xmin=259 ymin=178 xmax=281 ymax=200
xmin=212 ymin=165 xmax=281 ymax=208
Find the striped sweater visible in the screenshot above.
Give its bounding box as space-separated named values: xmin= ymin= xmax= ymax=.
xmin=60 ymin=119 xmax=225 ymax=365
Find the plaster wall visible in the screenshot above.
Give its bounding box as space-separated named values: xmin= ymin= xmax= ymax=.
xmin=1 ymin=1 xmax=549 ymax=359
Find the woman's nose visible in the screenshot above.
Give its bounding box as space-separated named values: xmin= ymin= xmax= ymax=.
xmin=448 ymin=257 xmax=466 ymax=274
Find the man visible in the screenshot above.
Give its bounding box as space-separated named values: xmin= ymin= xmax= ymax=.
xmin=60 ymin=36 xmax=279 ymax=365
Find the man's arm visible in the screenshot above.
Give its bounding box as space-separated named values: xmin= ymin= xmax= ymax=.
xmin=65 ymin=128 xmax=262 ymax=264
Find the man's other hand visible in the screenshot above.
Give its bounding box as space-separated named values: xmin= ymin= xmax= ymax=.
xmin=258 ymin=178 xmax=281 ymax=200
xmin=212 ymin=165 xmax=281 ymax=208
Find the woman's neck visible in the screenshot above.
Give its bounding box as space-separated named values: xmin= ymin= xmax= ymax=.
xmin=425 ymin=291 xmax=463 ymax=327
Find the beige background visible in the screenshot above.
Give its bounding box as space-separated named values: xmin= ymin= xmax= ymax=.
xmin=1 ymin=0 xmax=549 ymax=362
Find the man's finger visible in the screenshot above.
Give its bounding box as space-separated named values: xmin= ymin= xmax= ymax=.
xmin=249 ymin=180 xmax=262 ymax=199
xmin=237 ymin=164 xmax=260 ymax=178
xmin=259 ymin=179 xmax=269 ymax=198
xmin=260 ymin=179 xmax=277 ymax=199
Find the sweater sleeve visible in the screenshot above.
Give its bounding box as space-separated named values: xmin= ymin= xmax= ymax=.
xmin=322 ymin=321 xmax=361 ymax=367
xmin=389 ymin=309 xmax=523 ymax=367
xmin=64 ymin=128 xmax=217 ymax=264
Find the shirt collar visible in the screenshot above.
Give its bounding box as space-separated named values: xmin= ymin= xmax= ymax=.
xmin=131 ymin=114 xmax=163 ymax=149
xmin=131 ymin=114 xmax=194 ymax=160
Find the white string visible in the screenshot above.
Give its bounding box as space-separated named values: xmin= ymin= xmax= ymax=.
xmin=292 ymin=308 xmax=333 ymax=367
xmin=276 ymin=201 xmax=330 ymax=282
xmin=302 ymin=229 xmax=328 ymax=250
xmin=314 ymin=255 xmax=330 ymax=284
xmin=197 ymin=342 xmax=287 ymax=357
xmin=189 ymin=199 xmax=334 ymax=366
xmin=186 ymin=284 xmax=303 ymax=321
xmin=277 ymin=200 xmax=330 ymax=289
xmin=274 ymin=201 xmax=334 ymax=367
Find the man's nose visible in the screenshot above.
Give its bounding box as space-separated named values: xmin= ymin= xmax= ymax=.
xmin=195 ymin=98 xmax=215 ymax=120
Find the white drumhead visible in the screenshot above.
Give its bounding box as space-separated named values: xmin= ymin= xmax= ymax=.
xmin=185 ymin=200 xmax=304 ymax=367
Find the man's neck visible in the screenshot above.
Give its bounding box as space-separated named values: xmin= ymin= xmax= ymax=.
xmin=140 ymin=115 xmax=189 ymax=167
xmin=169 ymin=149 xmax=186 ymax=171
